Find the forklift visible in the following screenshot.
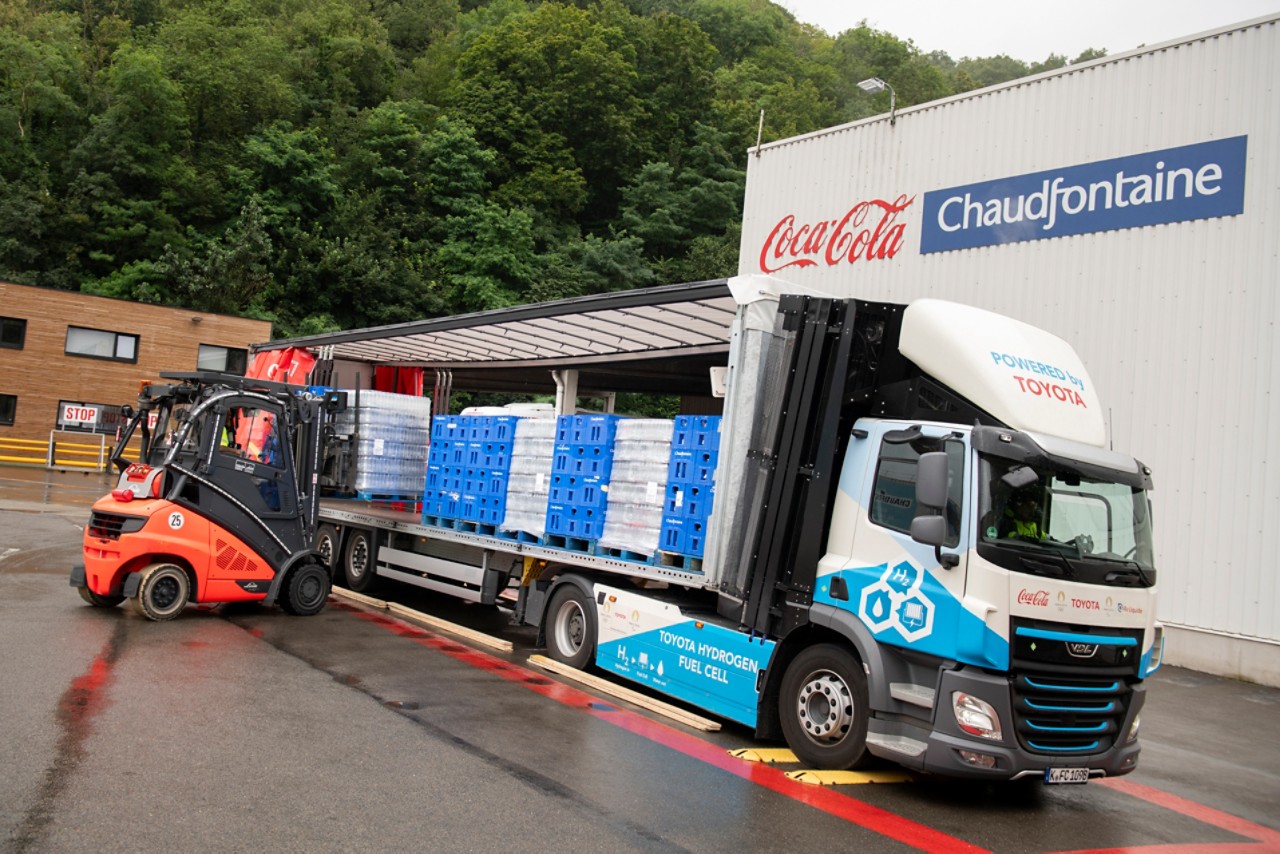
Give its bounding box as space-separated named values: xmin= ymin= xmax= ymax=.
xmin=70 ymin=372 xmax=346 ymax=621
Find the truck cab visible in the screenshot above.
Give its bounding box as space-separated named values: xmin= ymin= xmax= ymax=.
xmin=810 ymin=417 xmax=1158 ymax=780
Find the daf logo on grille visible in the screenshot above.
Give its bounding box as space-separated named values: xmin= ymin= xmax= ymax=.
xmin=1066 ymin=642 xmax=1100 ymax=659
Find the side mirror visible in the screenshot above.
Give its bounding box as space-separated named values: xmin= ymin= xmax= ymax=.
xmin=910 ymin=514 xmax=946 ymax=547
xmin=913 ymin=451 xmax=959 ymax=568
xmin=916 ymin=451 xmax=949 ymax=509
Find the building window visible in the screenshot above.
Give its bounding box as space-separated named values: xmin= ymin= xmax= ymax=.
xmin=65 ymin=326 xmax=139 ymax=363
xmin=198 ymin=344 xmax=248 ymax=375
xmin=0 ymin=394 xmax=15 ymax=426
xmin=1 ymin=317 xmax=25 ymax=349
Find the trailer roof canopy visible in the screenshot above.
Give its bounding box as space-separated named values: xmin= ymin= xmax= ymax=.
xmin=253 ymin=279 xmax=738 ymax=396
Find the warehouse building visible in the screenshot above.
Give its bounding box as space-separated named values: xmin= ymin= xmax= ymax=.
xmin=0 ymin=281 xmax=271 ymax=467
xmin=737 ymin=15 xmax=1279 ymax=684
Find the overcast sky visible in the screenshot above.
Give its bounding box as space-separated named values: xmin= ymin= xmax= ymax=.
xmin=780 ymin=1 xmax=1279 ymax=62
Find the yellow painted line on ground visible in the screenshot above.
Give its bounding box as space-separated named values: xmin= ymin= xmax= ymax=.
xmin=728 ymin=748 xmax=800 ymax=764
xmin=786 ymin=769 xmax=913 ymax=786
xmin=529 ymin=654 xmax=721 ymax=732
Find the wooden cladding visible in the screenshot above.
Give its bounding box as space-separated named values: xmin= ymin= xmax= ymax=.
xmin=0 ymin=282 xmax=272 ymax=441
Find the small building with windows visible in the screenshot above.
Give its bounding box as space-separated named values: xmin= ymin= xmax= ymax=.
xmin=0 ymin=281 xmax=272 ymax=456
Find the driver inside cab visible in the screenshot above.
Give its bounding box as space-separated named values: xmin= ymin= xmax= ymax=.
xmin=1001 ymin=485 xmax=1044 ymax=540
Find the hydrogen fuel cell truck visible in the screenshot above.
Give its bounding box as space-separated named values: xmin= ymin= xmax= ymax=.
xmin=312 ymin=277 xmax=1162 ymax=783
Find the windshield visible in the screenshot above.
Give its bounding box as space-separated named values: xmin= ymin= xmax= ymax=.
xmin=978 ymin=455 xmax=1155 ymax=573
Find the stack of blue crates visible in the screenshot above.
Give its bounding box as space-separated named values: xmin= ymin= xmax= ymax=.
xmin=660 ymin=415 xmax=722 ymax=557
xmin=424 ymin=415 xmax=518 ymax=526
xmin=546 ymin=414 xmax=619 ymax=541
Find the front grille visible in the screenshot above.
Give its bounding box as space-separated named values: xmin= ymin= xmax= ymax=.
xmin=1012 ymin=673 xmax=1131 ymax=755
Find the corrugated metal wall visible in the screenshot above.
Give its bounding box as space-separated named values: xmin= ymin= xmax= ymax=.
xmin=738 ymin=18 xmax=1279 ymax=661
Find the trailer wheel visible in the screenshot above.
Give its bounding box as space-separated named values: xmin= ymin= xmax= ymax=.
xmin=128 ymin=563 xmax=190 ymax=622
xmin=315 ymin=524 xmax=340 ymax=574
xmin=78 ymin=587 xmax=124 ymax=608
xmin=341 ymin=528 xmax=378 ymax=593
xmin=280 ymin=563 xmax=331 ymax=616
xmin=779 ymin=644 xmax=872 ymax=770
xmin=546 ymin=584 xmax=595 ymax=669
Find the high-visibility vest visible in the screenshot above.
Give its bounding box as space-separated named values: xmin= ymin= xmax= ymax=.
xmin=1005 ymin=510 xmax=1041 ymax=539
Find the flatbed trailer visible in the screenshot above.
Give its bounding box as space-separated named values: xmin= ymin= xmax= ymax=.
xmin=301 ymin=284 xmax=1162 ymax=781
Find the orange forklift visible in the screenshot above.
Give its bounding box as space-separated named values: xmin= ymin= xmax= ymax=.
xmin=70 ymin=372 xmax=346 ymax=621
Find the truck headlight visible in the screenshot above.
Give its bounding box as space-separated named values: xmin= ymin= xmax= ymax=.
xmin=1127 ymin=713 xmax=1141 ymax=744
xmin=953 ymin=691 xmax=1003 ymax=741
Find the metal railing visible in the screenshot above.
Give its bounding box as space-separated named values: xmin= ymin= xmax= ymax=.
xmin=0 ymin=434 xmax=143 ymax=472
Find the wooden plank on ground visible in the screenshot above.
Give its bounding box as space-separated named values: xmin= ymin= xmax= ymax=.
xmin=387 ymin=601 xmax=514 ymax=653
xmin=330 ymin=586 xmax=388 ymax=610
xmin=527 ymin=654 xmax=720 ymax=732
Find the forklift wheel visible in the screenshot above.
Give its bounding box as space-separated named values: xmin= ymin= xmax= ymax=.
xmin=78 ymin=586 xmax=125 ymax=608
xmin=281 ymin=564 xmax=330 ymax=616
xmin=129 ymin=563 xmax=191 ymax=621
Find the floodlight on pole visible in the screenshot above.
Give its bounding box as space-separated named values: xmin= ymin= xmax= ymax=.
xmin=857 ymin=77 xmax=897 ymax=126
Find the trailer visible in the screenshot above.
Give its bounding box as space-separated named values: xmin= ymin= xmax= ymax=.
xmin=288 ymin=277 xmax=1159 ymax=783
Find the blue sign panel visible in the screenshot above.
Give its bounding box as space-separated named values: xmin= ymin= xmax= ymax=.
xmin=920 ymin=136 xmax=1247 ymax=254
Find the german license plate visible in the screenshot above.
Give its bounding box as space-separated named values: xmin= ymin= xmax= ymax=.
xmin=1045 ymin=767 xmax=1089 ymax=785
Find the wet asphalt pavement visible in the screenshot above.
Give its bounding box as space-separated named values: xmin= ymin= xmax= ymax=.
xmin=1 ymin=467 xmax=1277 ymax=853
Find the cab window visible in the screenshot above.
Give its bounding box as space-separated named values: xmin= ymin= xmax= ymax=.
xmin=869 ymin=435 xmax=964 ymax=547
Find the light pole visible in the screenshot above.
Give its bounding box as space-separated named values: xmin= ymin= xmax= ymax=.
xmin=857 ymin=77 xmax=897 ymax=126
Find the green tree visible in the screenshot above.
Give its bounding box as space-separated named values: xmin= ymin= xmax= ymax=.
xmin=448 ymin=2 xmax=644 ymax=227
xmin=159 ymin=197 xmax=274 ymax=315
xmin=68 ymin=45 xmax=199 ymax=294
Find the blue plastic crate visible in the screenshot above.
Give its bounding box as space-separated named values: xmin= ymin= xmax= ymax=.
xmin=555 ymin=414 xmax=620 ymax=445
xmin=546 ymin=502 xmax=605 ymax=539
xmin=548 ymin=474 xmax=607 ymax=508
xmin=659 ymin=515 xmax=706 ymax=556
xmin=552 ymin=444 xmax=613 ymax=478
xmin=475 ymin=493 xmax=507 ymax=525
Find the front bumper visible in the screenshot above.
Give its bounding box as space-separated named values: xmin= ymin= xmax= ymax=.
xmin=868 ymin=666 xmax=1145 ymax=781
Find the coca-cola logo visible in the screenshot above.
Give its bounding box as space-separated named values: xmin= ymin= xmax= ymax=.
xmin=758 ymin=194 xmax=914 ymax=274
xmin=1017 ymin=589 xmax=1050 ymax=607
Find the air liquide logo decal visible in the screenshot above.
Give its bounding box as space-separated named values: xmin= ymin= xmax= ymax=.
xmin=758 ymin=194 xmax=914 ymax=273
xmin=920 ymin=136 xmax=1247 ymax=254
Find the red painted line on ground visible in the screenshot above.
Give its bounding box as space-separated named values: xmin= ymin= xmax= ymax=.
xmin=340 ymin=604 xmax=987 ymax=854
xmin=1050 ymin=777 xmax=1280 ymax=854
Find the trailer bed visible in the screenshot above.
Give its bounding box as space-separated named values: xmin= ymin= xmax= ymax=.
xmin=318 ymin=499 xmax=712 ymax=589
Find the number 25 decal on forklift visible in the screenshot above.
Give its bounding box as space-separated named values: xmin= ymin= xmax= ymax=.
xmin=167 ymin=512 xmax=184 ymax=530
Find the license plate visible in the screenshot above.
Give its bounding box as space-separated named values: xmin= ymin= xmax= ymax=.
xmin=1045 ymin=767 xmax=1090 ymax=785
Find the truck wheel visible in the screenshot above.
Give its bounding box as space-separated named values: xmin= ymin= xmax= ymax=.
xmin=129 ymin=563 xmax=190 ymax=622
xmin=342 ymin=528 xmax=378 ymax=593
xmin=280 ymin=563 xmax=330 ymax=616
xmin=779 ymin=644 xmax=872 ymax=770
xmin=315 ymin=524 xmax=340 ymax=573
xmin=78 ymin=587 xmax=124 ymax=608
xmin=546 ymin=584 xmax=595 ymax=669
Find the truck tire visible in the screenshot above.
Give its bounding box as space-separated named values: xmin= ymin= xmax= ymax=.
xmin=779 ymin=643 xmax=872 ymax=770
xmin=280 ymin=563 xmax=330 ymax=616
xmin=78 ymin=587 xmax=124 ymax=608
xmin=546 ymin=584 xmax=595 ymax=670
xmin=341 ymin=528 xmax=378 ymax=593
xmin=315 ymin=524 xmax=340 ymax=574
xmin=129 ymin=563 xmax=190 ymax=622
